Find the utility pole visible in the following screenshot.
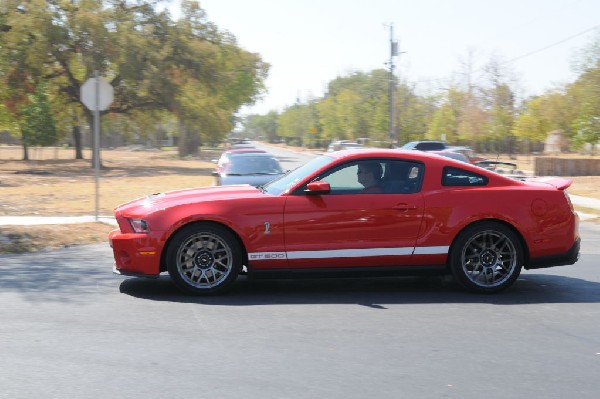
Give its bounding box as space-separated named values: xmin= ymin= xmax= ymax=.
xmin=388 ymin=24 xmax=398 ymax=147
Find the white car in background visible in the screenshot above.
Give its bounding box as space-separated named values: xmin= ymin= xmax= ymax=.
xmin=327 ymin=140 xmax=364 ymax=152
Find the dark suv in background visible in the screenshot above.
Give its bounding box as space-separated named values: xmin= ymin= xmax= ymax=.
xmin=400 ymin=140 xmax=448 ymax=151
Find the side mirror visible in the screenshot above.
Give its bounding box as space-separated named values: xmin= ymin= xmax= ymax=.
xmin=305 ymin=180 xmax=330 ymax=194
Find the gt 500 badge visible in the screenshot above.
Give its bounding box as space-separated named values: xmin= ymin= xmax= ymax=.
xmin=249 ymin=252 xmax=286 ymax=260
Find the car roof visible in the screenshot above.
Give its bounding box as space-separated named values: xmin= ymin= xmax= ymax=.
xmin=400 ymin=141 xmax=448 ymax=151
xmin=231 ymin=151 xmax=275 ymax=156
xmin=429 ymin=150 xmax=470 ymax=162
xmin=327 ymin=148 xmax=429 ymax=161
xmin=227 ymin=152 xmax=280 ymax=161
xmin=327 ymin=148 xmax=516 ymax=178
xmin=224 ymin=148 xmax=266 ymax=154
xmin=446 ymin=146 xmax=470 ymax=150
xmin=340 ymin=142 xmax=363 ymax=147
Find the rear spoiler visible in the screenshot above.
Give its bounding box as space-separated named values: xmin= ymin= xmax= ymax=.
xmin=523 ymin=176 xmax=573 ymax=191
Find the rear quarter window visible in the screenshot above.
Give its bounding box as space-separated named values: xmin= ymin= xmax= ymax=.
xmin=442 ymin=167 xmax=488 ymax=186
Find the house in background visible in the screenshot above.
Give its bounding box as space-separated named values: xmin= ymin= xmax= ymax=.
xmin=544 ymin=130 xmax=568 ymax=153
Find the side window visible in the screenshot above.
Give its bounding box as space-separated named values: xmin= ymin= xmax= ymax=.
xmin=381 ymin=160 xmax=423 ymax=194
xmin=298 ymin=159 xmax=425 ymax=195
xmin=321 ymin=163 xmax=363 ymax=192
xmin=442 ymin=167 xmax=488 ymax=186
xmin=306 ymin=160 xmax=387 ymax=194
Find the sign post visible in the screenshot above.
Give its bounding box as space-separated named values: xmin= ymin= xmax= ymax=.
xmin=80 ymin=71 xmax=113 ymax=220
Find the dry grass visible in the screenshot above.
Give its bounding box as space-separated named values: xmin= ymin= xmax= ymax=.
xmin=0 ymin=145 xmax=220 ymax=253
xmin=0 ymin=223 xmax=113 ymax=254
xmin=0 ymin=146 xmax=218 ymax=215
xmin=1 ymin=145 xmax=599 ymax=253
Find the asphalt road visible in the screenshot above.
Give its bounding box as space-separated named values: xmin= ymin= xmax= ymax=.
xmin=0 ymin=224 xmax=599 ymax=399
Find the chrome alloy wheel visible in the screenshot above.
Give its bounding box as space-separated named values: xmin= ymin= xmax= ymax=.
xmin=460 ymin=229 xmax=518 ymax=288
xmin=176 ymin=232 xmax=234 ymax=289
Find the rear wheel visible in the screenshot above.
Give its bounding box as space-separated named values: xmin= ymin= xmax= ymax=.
xmin=166 ymin=224 xmax=241 ymax=295
xmin=449 ymin=222 xmax=523 ymax=293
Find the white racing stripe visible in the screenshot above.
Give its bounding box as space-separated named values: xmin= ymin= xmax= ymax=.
xmin=249 ymin=246 xmax=450 ymax=260
xmin=413 ymin=246 xmax=450 ymax=255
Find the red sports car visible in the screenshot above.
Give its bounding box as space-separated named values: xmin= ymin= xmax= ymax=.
xmin=109 ymin=149 xmax=580 ymax=295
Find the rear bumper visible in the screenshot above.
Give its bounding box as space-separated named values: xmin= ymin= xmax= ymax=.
xmin=526 ymin=238 xmax=580 ymax=270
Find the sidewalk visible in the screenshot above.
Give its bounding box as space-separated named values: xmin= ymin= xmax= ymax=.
xmin=0 ymin=195 xmax=598 ymax=225
xmin=569 ymin=194 xmax=600 ymax=210
xmin=569 ymin=195 xmax=600 ymax=221
xmin=0 ymin=215 xmax=117 ymax=226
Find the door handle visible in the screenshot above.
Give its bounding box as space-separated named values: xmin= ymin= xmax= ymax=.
xmin=392 ymin=203 xmax=418 ymax=211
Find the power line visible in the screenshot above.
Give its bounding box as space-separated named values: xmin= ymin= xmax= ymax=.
xmin=413 ymin=23 xmax=600 ymax=87
xmin=505 ymin=23 xmax=600 ymax=65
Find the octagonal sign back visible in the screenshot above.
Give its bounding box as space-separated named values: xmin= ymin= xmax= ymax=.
xmin=81 ymin=77 xmax=114 ymax=111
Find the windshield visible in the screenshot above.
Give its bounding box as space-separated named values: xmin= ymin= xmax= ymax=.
xmin=227 ymin=156 xmax=283 ymax=175
xmin=262 ymin=155 xmax=334 ymax=195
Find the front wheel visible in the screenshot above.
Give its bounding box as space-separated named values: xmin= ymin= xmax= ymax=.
xmin=449 ymin=222 xmax=523 ymax=293
xmin=166 ymin=224 xmax=242 ymax=295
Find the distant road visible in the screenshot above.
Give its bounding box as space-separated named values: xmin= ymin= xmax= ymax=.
xmin=251 ymin=142 xmax=321 ymax=171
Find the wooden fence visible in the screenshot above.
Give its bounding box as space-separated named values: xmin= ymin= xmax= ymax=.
xmin=535 ymin=157 xmax=600 ymax=176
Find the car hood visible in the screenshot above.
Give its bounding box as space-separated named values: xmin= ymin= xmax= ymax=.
xmin=219 ymin=173 xmax=283 ymax=187
xmin=115 ymin=184 xmax=263 ymax=217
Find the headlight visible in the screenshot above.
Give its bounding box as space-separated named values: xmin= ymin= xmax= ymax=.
xmin=129 ymin=218 xmax=149 ymax=233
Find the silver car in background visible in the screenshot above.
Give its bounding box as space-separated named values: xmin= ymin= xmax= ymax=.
xmin=213 ymin=152 xmax=285 ymax=187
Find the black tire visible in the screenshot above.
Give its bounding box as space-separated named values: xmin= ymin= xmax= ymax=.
xmin=449 ymin=222 xmax=523 ymax=293
xmin=166 ymin=223 xmax=241 ymax=295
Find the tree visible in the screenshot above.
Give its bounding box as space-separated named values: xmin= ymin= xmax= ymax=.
xmin=0 ymin=0 xmax=268 ymax=162
xmin=572 ymin=31 xmax=600 ymax=73
xmin=241 ymin=112 xmax=280 ymax=142
xmin=572 ymin=115 xmax=600 ymax=154
xmin=278 ymin=103 xmax=316 ymax=146
xmin=21 ymin=81 xmax=58 ymax=159
xmin=562 ymin=32 xmax=600 ymax=153
xmin=427 ymin=88 xmax=465 ymax=142
xmin=512 ymin=91 xmax=572 ymax=152
xmin=480 ymin=57 xmax=519 ymax=154
xmin=395 ymin=82 xmax=436 ymax=144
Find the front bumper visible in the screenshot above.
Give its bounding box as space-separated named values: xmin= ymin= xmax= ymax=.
xmin=112 ymin=264 xmax=160 ymax=278
xmin=526 ymin=238 xmax=581 ymax=270
xmin=109 ymin=228 xmax=163 ymax=276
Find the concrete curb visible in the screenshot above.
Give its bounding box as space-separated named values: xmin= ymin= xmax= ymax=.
xmin=0 ymin=216 xmax=117 ymax=226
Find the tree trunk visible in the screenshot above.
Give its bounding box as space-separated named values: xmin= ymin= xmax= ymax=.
xmin=177 ymin=119 xmax=200 ymax=158
xmin=22 ymin=142 xmax=29 ymax=161
xmin=72 ymin=125 xmax=83 ymax=159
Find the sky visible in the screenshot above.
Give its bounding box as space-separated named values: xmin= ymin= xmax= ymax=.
xmin=165 ymin=0 xmax=600 ymax=115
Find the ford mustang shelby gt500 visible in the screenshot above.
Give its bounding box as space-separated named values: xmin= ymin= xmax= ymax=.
xmin=109 ymin=149 xmax=580 ymax=295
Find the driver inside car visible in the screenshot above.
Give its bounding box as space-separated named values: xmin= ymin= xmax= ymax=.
xmin=357 ymin=161 xmax=383 ymax=193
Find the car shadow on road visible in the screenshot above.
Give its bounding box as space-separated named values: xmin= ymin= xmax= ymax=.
xmin=119 ymin=272 xmax=600 ymax=307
